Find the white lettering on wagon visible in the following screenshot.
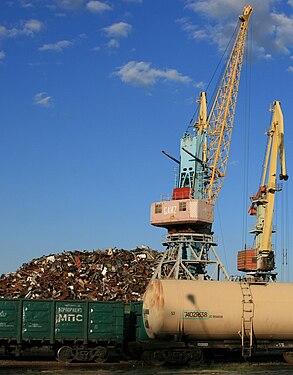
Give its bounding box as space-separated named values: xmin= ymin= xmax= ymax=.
xmin=182 ymin=310 xmax=223 ymax=320
xmin=0 ymin=311 xmax=7 ymax=318
xmin=183 ymin=310 xmax=209 ymax=320
xmin=56 ymin=313 xmax=83 ymax=323
xmin=56 ymin=306 xmax=83 ymax=323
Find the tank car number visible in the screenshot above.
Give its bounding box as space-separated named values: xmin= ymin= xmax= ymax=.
xmin=183 ymin=310 xmax=209 ymax=320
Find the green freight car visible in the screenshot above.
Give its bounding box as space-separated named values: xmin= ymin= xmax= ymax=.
xmin=0 ymin=299 xmax=126 ymax=362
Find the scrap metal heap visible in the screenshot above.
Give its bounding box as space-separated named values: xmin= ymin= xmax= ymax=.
xmin=0 ymin=247 xmax=160 ymax=301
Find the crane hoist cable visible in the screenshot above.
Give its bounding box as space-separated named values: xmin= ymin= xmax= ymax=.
xmin=280 ymin=178 xmax=290 ymax=281
xmin=241 ymin=19 xmax=253 ymax=250
xmin=285 ymin=184 xmax=290 ymax=280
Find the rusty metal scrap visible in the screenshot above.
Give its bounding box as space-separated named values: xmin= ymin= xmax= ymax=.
xmin=0 ymin=247 xmax=161 ymax=301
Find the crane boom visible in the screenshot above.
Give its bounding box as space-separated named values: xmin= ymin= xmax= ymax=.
xmin=259 ymin=101 xmax=288 ymax=253
xmin=206 ymin=5 xmax=253 ymax=203
xmin=238 ymin=101 xmax=288 ymax=280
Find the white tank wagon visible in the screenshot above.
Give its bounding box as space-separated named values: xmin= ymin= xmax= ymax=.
xmin=142 ymin=279 xmax=293 ymax=364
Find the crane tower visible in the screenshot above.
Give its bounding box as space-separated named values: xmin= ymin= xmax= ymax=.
xmin=151 ymin=5 xmax=253 ymax=281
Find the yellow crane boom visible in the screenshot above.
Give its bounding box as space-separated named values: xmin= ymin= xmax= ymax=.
xmin=206 ymin=5 xmax=253 ymax=203
xmin=258 ymin=101 xmax=288 ymax=253
xmin=238 ymin=101 xmax=288 ymax=278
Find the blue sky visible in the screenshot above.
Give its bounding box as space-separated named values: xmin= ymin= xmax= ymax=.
xmin=0 ymin=0 xmax=292 ymax=280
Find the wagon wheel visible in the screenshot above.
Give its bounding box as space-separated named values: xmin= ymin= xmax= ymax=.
xmin=126 ymin=341 xmax=141 ymax=359
xmin=188 ymin=349 xmax=204 ymax=367
xmin=94 ymin=346 xmax=108 ymax=363
xmin=56 ymin=346 xmax=74 ymax=363
xmin=142 ymin=350 xmax=166 ymax=366
xmin=283 ymin=351 xmax=293 ymax=364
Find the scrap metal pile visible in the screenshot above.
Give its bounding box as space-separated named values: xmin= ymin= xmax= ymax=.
xmin=0 ymin=247 xmax=160 ymax=301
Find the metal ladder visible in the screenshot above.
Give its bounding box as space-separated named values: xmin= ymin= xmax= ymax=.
xmin=240 ymin=281 xmax=255 ymax=358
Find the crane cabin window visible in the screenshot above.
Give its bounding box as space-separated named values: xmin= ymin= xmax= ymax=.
xmin=155 ymin=203 xmax=162 ymax=214
xmin=179 ymin=202 xmax=187 ymax=211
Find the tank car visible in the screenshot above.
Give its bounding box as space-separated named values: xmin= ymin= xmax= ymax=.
xmin=142 ymin=279 xmax=293 ymax=364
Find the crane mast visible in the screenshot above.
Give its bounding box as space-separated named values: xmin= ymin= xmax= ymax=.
xmin=237 ymin=101 xmax=288 ymax=281
xmin=151 ymin=5 xmax=253 ymax=281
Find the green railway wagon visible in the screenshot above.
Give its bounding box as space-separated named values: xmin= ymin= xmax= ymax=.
xmin=0 ymin=299 xmax=21 ymax=342
xmin=130 ymin=301 xmax=148 ymax=341
xmin=23 ymin=300 xmax=54 ymax=342
xmin=124 ymin=301 xmax=149 ymax=359
xmin=0 ymin=299 xmax=125 ymax=362
xmin=55 ymin=300 xmax=125 ymax=362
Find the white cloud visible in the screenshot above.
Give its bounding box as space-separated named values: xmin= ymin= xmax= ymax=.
xmin=78 ymin=33 xmax=87 ymax=40
xmin=270 ymin=12 xmax=293 ymax=54
xmin=92 ymin=45 xmax=101 ymax=51
xmin=123 ymin=0 xmax=143 ymax=3
xmin=287 ymin=66 xmax=293 ymax=72
xmin=20 ymin=1 xmax=34 ymax=8
xmin=177 ymin=15 xmax=235 ymax=51
xmin=86 ymin=1 xmax=112 ymax=13
xmin=183 ymin=0 xmax=293 ymax=58
xmin=263 ymin=53 xmax=273 ymax=61
xmin=0 ymin=19 xmax=43 ymax=39
xmin=33 ymin=92 xmax=53 ymax=107
xmin=177 ymin=18 xmax=210 ymax=41
xmin=115 ymin=61 xmax=192 ymax=86
xmin=257 ymin=46 xmax=273 ymax=61
xmin=103 ymin=22 xmax=132 ymax=38
xmin=0 ymin=50 xmax=6 ymax=60
xmin=23 ymin=19 xmax=43 ymax=36
xmin=56 ymin=0 xmax=83 ymax=10
xmin=185 ymin=0 xmax=240 ymax=20
xmin=108 ymin=39 xmax=120 ymax=48
xmin=195 ymin=81 xmax=205 ymax=89
xmin=0 ymin=26 xmax=8 ymax=38
xmin=39 ymin=40 xmax=73 ymax=52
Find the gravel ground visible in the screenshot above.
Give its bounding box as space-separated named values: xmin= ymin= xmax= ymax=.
xmin=0 ymin=360 xmax=292 ymax=375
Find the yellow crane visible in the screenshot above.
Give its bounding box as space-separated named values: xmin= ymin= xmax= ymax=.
xmin=151 ymin=5 xmax=253 ymax=280
xmin=205 ymin=5 xmax=253 ymax=203
xmin=238 ymin=101 xmax=288 ymax=280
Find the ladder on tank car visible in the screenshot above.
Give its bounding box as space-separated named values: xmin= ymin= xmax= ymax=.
xmin=239 ymin=281 xmax=256 ymax=358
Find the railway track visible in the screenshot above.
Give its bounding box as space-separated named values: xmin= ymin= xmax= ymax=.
xmin=0 ymin=357 xmax=292 ymax=375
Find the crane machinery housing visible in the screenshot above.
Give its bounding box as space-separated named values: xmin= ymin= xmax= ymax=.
xmin=150 ymin=5 xmax=253 ymax=281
